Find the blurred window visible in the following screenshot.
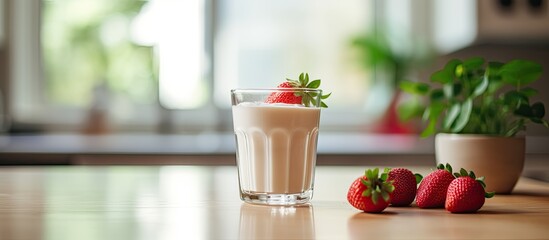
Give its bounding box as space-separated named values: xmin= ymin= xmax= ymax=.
xmin=9 ymin=0 xmax=473 ymax=133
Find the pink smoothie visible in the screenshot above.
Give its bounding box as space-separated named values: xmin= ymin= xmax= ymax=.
xmin=232 ymin=103 xmax=321 ymax=194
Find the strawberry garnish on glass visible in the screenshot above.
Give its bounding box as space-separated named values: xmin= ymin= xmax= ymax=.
xmin=265 ymin=73 xmax=331 ymax=108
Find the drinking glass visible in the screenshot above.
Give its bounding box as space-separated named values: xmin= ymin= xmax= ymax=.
xmin=231 ymin=88 xmax=322 ymax=205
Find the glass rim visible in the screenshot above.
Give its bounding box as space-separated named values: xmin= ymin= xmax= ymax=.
xmin=231 ymin=88 xmax=322 ymax=93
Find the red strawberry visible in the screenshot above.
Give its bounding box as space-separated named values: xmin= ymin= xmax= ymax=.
xmin=445 ymin=168 xmax=495 ymax=213
xmin=386 ymin=168 xmax=422 ymax=207
xmin=264 ymin=73 xmax=331 ymax=107
xmin=265 ymin=82 xmax=303 ymax=104
xmin=347 ymin=168 xmax=394 ymax=213
xmin=416 ymin=163 xmax=455 ymax=208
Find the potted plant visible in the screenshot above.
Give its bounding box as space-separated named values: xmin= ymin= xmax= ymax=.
xmin=398 ymin=57 xmax=549 ymax=193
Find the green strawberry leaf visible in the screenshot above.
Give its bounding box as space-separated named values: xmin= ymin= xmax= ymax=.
xmin=380 ymin=172 xmax=388 ymax=181
xmin=307 ymin=80 xmax=321 ymax=89
xmin=386 ymin=183 xmax=395 ymax=193
xmin=358 ymin=168 xmax=394 ymax=208
xmin=285 ymin=72 xmax=331 ymax=108
xmin=320 ymin=102 xmax=328 ymax=108
xmin=445 ymin=163 xmax=453 ymax=173
xmin=372 ymin=168 xmax=379 ymax=179
xmin=469 ymin=171 xmax=476 ymax=179
xmin=371 ymin=191 xmax=380 ymax=205
xmin=298 ymin=73 xmax=307 ymax=86
xmin=459 ymin=168 xmax=468 ymax=177
xmin=363 ymin=188 xmax=372 ymax=197
xmin=414 ymin=173 xmax=423 ymax=184
xmin=436 ymin=163 xmax=444 ymax=170
xmin=478 ymin=180 xmax=487 ymax=188
xmin=309 ymin=97 xmax=317 ymax=106
xmin=381 ymin=191 xmax=390 ymax=202
xmin=321 ymin=92 xmax=331 ymax=99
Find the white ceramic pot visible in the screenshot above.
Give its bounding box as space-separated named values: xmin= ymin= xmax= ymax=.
xmin=435 ymin=133 xmax=525 ymax=194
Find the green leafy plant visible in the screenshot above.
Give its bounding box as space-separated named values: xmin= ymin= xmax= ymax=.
xmin=398 ymin=57 xmax=549 ymax=137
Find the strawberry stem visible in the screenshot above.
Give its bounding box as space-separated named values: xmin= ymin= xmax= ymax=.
xmin=362 ymin=168 xmax=394 ymax=205
xmin=451 ymin=166 xmax=496 ymax=199
xmin=285 ymin=72 xmax=331 ymax=108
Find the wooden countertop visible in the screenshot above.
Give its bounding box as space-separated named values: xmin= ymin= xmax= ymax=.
xmin=1 ymin=165 xmax=549 ymax=239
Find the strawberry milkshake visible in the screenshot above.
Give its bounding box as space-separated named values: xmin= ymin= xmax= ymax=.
xmin=233 ymin=102 xmax=320 ymax=201
xmin=231 ymin=73 xmax=329 ymax=205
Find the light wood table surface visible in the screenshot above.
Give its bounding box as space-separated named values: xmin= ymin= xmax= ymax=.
xmin=1 ymin=165 xmax=549 ymax=240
